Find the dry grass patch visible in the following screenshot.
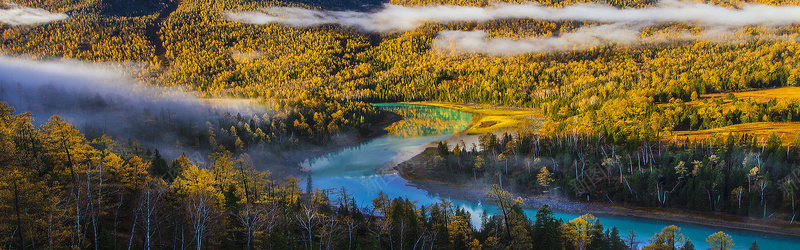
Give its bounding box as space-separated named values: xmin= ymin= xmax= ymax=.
xmin=658 ymin=87 xmax=800 ymax=112
xmin=700 ymin=87 xmax=800 ymax=102
xmin=669 ymin=122 xmax=800 ymax=145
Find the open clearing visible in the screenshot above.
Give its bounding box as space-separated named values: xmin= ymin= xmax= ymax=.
xmin=670 ymin=122 xmax=800 ymax=145
xmin=658 ymin=87 xmax=800 ymax=111
xmin=699 ymin=86 xmax=800 ymax=102
xmin=403 ymin=101 xmax=546 ymax=135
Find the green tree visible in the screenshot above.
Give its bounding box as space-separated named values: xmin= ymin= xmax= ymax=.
xmin=151 ymin=149 xmax=170 ymax=181
xmin=587 ymin=220 xmax=607 ymax=250
xmin=682 ymin=240 xmax=695 ymax=250
xmin=507 ymin=206 xmax=532 ymax=249
xmin=748 ymin=240 xmax=760 ymax=250
xmin=608 ymin=227 xmax=626 ymax=250
xmin=532 ymin=205 xmax=562 ymax=250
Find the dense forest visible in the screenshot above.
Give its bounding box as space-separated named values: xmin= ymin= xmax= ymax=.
xmin=403 ymin=131 xmax=800 ymax=223
xmin=4 ymin=0 xmax=800 ymax=142
xmin=2 ymin=0 xmax=800 ymax=248
xmin=1 ymin=102 xmax=747 ymax=249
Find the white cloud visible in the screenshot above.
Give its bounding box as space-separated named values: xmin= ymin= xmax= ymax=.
xmin=0 ymin=3 xmax=68 ymax=26
xmin=0 ymin=56 xmax=263 ymax=144
xmin=432 ymin=25 xmax=799 ymax=56
xmin=226 ymin=1 xmax=800 ymax=32
xmin=434 ymin=24 xmax=641 ymax=55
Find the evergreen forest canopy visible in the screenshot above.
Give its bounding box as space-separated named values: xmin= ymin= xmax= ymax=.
xmin=2 ymin=0 xmax=800 ymax=248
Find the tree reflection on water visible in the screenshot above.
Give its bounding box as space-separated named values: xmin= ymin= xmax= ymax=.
xmin=376 ymin=104 xmax=472 ymax=137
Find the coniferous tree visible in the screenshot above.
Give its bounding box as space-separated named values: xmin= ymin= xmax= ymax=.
xmin=532 ymin=205 xmax=562 ymax=250
xmin=748 ymin=240 xmax=760 ymax=250
xmin=609 ymin=227 xmax=626 ymax=250
xmin=587 ymin=220 xmax=607 ymax=250
xmin=151 ymin=149 xmax=170 ymax=181
xmin=682 ymin=240 xmax=695 ymax=250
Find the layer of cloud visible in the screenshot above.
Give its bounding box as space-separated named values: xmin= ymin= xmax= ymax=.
xmin=433 ymin=25 xmax=799 ymax=55
xmin=0 ymin=3 xmax=68 ymax=26
xmin=226 ymin=1 xmax=800 ymax=32
xmin=434 ymin=24 xmax=639 ymax=55
xmin=0 ymin=56 xmax=262 ymax=121
xmin=0 ymin=56 xmax=264 ymax=160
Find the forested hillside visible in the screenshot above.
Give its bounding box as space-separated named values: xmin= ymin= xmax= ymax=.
xmin=4 ymin=0 xmax=800 ymax=142
xmin=3 ymin=0 xmax=800 ymax=248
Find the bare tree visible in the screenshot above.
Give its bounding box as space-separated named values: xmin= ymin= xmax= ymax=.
xmin=319 ymin=214 xmax=340 ymax=250
xmin=364 ymin=203 xmax=393 ymax=249
xmin=296 ymin=202 xmax=319 ymax=249
xmin=187 ymin=193 xmax=219 ymax=250
xmin=625 ymin=230 xmax=639 ymax=250
xmin=731 ymin=186 xmax=745 ymax=211
xmin=757 ymin=179 xmax=770 ymax=218
xmin=84 ymin=161 xmax=113 ymax=250
xmin=139 ymin=178 xmax=166 ymax=250
xmin=234 ymin=203 xmax=278 ymax=249
xmin=344 ymin=217 xmax=358 ymax=250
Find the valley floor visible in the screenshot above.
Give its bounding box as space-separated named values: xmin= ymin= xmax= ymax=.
xmin=391 ymin=101 xmax=800 ymax=239
xmin=400 ymin=147 xmax=800 ymax=239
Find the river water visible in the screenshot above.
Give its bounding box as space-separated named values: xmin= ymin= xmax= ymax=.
xmin=301 ymin=103 xmax=800 ymax=249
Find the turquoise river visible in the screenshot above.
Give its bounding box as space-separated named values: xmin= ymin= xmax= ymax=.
xmin=300 ymin=103 xmax=800 ymax=249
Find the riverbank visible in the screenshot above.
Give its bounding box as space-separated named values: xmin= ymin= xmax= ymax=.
xmin=398 ymin=148 xmax=800 ymax=239
xmin=285 ymin=110 xmax=403 ymax=173
xmin=395 ymin=102 xmax=800 ymax=238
